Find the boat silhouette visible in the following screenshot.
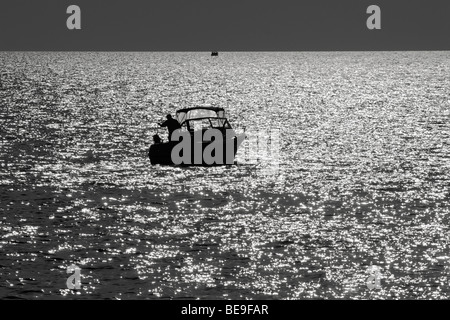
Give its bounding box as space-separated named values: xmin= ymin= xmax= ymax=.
xmin=149 ymin=106 xmax=245 ymax=166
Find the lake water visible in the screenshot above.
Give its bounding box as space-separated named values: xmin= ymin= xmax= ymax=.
xmin=0 ymin=51 xmax=449 ymax=299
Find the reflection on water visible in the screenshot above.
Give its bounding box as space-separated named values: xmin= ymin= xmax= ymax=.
xmin=1 ymin=52 xmax=449 ymax=299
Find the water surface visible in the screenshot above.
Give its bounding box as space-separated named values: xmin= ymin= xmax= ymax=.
xmin=0 ymin=52 xmax=449 ymax=299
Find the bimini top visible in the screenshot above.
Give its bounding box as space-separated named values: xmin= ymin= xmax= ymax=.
xmin=176 ymin=106 xmax=225 ymax=124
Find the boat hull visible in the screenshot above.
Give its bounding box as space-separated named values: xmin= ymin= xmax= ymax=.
xmin=149 ymin=134 xmax=245 ymax=166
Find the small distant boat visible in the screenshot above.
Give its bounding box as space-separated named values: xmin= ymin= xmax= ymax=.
xmin=149 ymin=106 xmax=245 ymax=166
xmin=211 ymin=51 xmax=219 ymax=56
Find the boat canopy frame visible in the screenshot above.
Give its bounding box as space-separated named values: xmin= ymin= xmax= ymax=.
xmin=176 ymin=106 xmax=226 ymax=126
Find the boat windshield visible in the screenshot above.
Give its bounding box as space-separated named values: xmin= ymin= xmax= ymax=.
xmin=184 ymin=118 xmax=231 ymax=132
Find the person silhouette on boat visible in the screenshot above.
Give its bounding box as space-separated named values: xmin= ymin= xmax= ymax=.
xmin=159 ymin=114 xmax=181 ymax=141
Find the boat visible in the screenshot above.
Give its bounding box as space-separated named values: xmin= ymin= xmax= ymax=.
xmin=149 ymin=106 xmax=245 ymax=166
xmin=211 ymin=51 xmax=219 ymax=56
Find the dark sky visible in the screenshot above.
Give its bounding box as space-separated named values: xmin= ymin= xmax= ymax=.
xmin=0 ymin=0 xmax=449 ymax=50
